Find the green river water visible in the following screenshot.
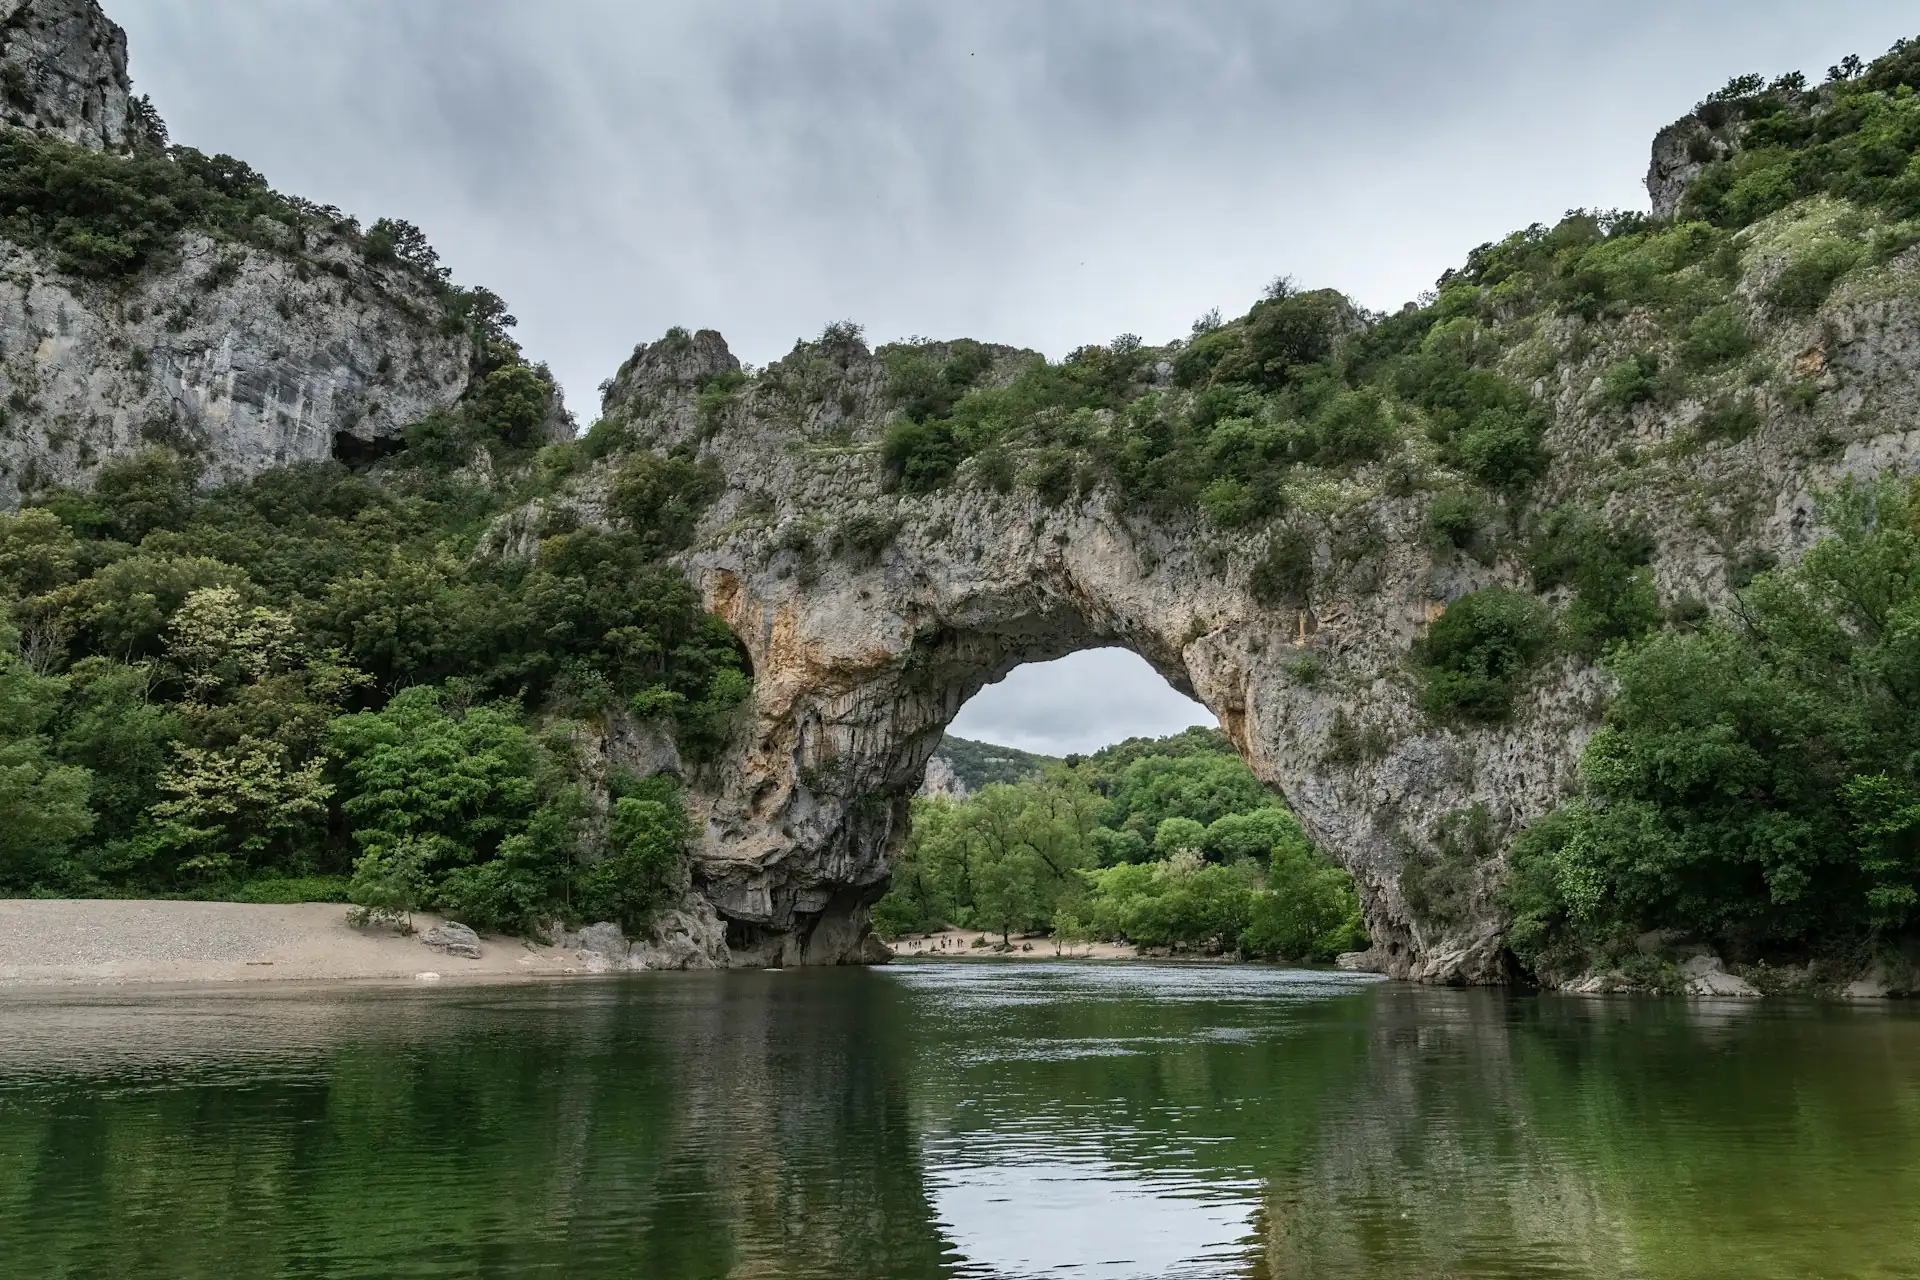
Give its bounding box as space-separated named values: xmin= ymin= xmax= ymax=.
xmin=1 ymin=963 xmax=1917 ymax=1279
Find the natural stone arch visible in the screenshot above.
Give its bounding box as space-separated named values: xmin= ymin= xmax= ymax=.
xmin=679 ymin=468 xmax=1563 ymax=981
xmin=598 ymin=329 xmax=1590 ymax=983
xmin=588 ymin=275 xmax=1913 ymax=983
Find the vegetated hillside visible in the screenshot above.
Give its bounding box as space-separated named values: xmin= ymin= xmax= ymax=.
xmin=6 ymin=16 xmax=1920 ymax=988
xmin=877 ymin=729 xmax=1366 ymax=960
xmin=0 ymin=0 xmax=745 ymax=945
xmin=927 ymin=735 xmax=1057 ymax=791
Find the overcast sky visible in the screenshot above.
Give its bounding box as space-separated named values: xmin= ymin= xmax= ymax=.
xmin=115 ymin=1 xmax=1916 ymax=754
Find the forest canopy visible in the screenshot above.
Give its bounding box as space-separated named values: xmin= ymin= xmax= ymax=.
xmin=875 ymin=729 xmax=1367 ymax=962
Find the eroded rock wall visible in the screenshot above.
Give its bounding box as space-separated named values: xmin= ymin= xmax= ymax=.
xmin=0 ymin=232 xmax=477 ymax=502
xmin=0 ymin=0 xmax=131 ymax=152
xmin=590 ymin=229 xmax=1920 ymax=979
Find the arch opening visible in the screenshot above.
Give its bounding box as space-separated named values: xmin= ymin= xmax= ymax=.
xmin=868 ymin=644 xmax=1368 ymax=965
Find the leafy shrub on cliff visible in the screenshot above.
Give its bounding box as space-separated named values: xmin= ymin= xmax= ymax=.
xmin=0 ymin=132 xmax=293 ymax=275
xmin=1527 ymin=505 xmax=1662 ymax=657
xmin=1425 ymin=488 xmax=1493 ymax=557
xmin=1250 ymin=527 xmax=1315 ymax=606
xmin=1415 ymin=587 xmax=1556 ymax=723
xmin=1680 ymin=43 xmax=1920 ymax=229
xmin=576 ymin=782 xmax=692 ymax=932
xmin=608 ymin=449 xmax=723 ymax=552
xmin=1763 ymin=240 xmax=1863 ymax=314
xmin=1505 ymin=474 xmax=1920 ymax=975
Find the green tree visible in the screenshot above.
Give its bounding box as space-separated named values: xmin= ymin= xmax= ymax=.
xmin=1505 ymin=475 xmax=1920 ymax=977
xmin=0 ymin=619 xmax=94 ymax=891
xmin=1416 ymin=587 xmax=1556 ymax=723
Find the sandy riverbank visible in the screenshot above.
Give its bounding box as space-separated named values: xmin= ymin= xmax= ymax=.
xmin=0 ymin=902 xmax=1154 ymax=990
xmin=0 ymin=899 xmax=585 ymax=989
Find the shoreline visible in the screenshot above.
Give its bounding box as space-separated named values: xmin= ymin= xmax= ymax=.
xmin=887 ymin=927 xmax=1142 ymax=961
xmin=0 ymin=899 xmax=595 ymax=990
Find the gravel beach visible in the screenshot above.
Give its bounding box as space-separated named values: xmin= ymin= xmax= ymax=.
xmin=0 ymin=900 xmax=583 ymax=988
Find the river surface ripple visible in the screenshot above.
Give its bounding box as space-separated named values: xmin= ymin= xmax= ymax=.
xmin=1 ymin=962 xmax=1916 ymax=1279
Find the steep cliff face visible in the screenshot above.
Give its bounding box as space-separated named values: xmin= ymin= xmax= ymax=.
xmin=0 ymin=231 xmax=478 ymax=503
xmin=0 ymin=0 xmax=131 ymax=151
xmin=0 ymin=0 xmax=479 ymax=506
xmin=586 ymin=203 xmax=1920 ymax=980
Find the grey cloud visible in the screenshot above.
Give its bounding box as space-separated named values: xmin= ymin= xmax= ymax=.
xmin=947 ymin=649 xmax=1214 ymax=756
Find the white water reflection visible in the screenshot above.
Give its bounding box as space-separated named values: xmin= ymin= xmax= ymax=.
xmin=929 ymin=1146 xmax=1258 ymax=1280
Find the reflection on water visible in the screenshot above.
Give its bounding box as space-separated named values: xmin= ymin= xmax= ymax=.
xmin=0 ymin=964 xmax=1917 ymax=1278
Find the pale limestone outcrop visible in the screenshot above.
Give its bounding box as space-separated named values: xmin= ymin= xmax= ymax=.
xmin=0 ymin=232 xmax=476 ymax=503
xmin=0 ymin=0 xmax=133 ymax=152
xmin=917 ymin=754 xmax=968 ymax=800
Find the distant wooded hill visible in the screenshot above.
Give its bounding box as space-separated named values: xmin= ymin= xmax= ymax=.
xmin=928 ymin=735 xmax=1057 ymax=791
xmin=931 ymin=725 xmax=1231 ymax=792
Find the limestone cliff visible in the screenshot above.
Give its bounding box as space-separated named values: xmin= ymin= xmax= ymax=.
xmin=0 ymin=0 xmax=131 ymax=151
xmin=0 ymin=0 xmax=482 ymax=506
xmin=582 ymin=194 xmax=1920 ymax=981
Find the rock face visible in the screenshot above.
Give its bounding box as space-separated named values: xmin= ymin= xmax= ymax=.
xmin=916 ymin=754 xmax=968 ymax=799
xmin=550 ymin=900 xmax=734 ymax=971
xmin=590 ymin=217 xmax=1920 ymax=981
xmin=0 ymin=0 xmax=133 ymax=152
xmin=0 ymin=231 xmax=477 ymax=503
xmin=421 ymin=921 xmax=483 ymax=959
xmin=0 ymin=0 xmax=478 ymax=506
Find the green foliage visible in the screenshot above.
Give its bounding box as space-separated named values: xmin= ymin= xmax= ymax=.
xmin=1204 ymin=806 xmax=1312 ymax=864
xmin=1241 ymin=841 xmax=1369 ymax=961
xmin=0 ymin=131 xmax=495 ymax=354
xmin=872 ymin=775 xmax=1104 ymax=942
xmin=1067 ymin=853 xmax=1256 ymax=951
xmin=1425 ymin=488 xmax=1493 ymax=557
xmin=1505 ymin=474 xmax=1920 ymax=976
xmin=880 ymin=728 xmax=1365 ymax=960
xmin=882 ymin=340 xmax=994 ymax=491
xmin=464 ymin=364 xmax=555 ymax=449
xmin=578 ymin=784 xmax=691 ymax=933
xmin=0 ymin=621 xmax=96 ymax=892
xmin=832 ymin=513 xmax=903 ymax=562
xmin=1696 ymin=395 xmax=1762 ymax=443
xmin=1099 ymin=751 xmax=1275 ymax=835
xmin=607 ymin=450 xmax=723 ymax=552
xmin=1599 ymin=353 xmax=1664 ymax=408
xmin=1416 ymin=587 xmax=1556 ymax=723
xmin=1680 ymin=45 xmax=1920 ymax=229
xmin=0 ymin=397 xmax=745 ymax=921
xmin=1763 ymin=240 xmax=1863 ymax=315
xmin=330 ymin=686 xmax=549 ymax=866
xmin=0 ymin=131 xmax=294 ymax=276
xmin=856 ymin=39 xmax=1914 ymax=528
xmin=231 ymin=874 xmax=349 ymax=904
xmin=1527 ymin=505 xmax=1662 ymax=657
xmin=1250 ymin=527 xmax=1315 ymax=607
xmin=1679 ymin=305 xmax=1754 ymax=368
xmin=1403 ymin=803 xmax=1495 ymax=929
